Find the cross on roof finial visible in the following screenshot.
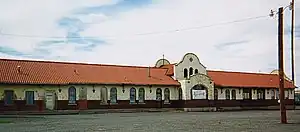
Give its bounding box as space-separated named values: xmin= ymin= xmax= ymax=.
xmin=162 ymin=54 xmax=165 ymax=65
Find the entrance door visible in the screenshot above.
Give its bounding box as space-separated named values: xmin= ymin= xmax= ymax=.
xmin=45 ymin=91 xmax=55 ymax=110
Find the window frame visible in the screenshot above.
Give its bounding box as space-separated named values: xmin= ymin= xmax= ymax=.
xmin=231 ymin=89 xmax=236 ymax=100
xmin=68 ymin=87 xmax=77 ymax=105
xmin=110 ymin=87 xmax=118 ymax=104
xmin=195 ymin=69 xmax=199 ymax=74
xmin=189 ymin=67 xmax=193 ymax=76
xmin=225 ymin=89 xmax=230 ymax=100
xmin=164 ymin=88 xmax=170 ymax=104
xmin=256 ymin=89 xmax=265 ymax=100
xmin=138 ymin=88 xmax=145 ymax=104
xmin=25 ymin=91 xmax=35 ymax=105
xmin=4 ymin=90 xmax=14 ymax=105
xmin=214 ymin=89 xmax=218 ymax=100
xmin=129 ymin=87 xmax=136 ymax=104
xmin=271 ymin=89 xmax=275 ymax=99
xmin=183 ymin=68 xmax=188 ymax=78
xmin=178 ymin=88 xmax=183 ymax=100
xmin=156 ymin=88 xmax=162 ymax=101
xmin=243 ymin=88 xmax=252 ymax=100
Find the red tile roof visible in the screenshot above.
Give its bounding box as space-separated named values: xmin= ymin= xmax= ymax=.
xmin=207 ymin=70 xmax=295 ymax=89
xmin=0 ymin=59 xmax=296 ymax=89
xmin=0 ymin=59 xmax=180 ymax=86
xmin=160 ymin=64 xmax=295 ymax=89
xmin=160 ymin=64 xmax=174 ymax=76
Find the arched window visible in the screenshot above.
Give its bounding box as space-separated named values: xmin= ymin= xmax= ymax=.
xmin=231 ymin=90 xmax=236 ymax=100
xmin=257 ymin=89 xmax=265 ymax=100
xmin=225 ymin=89 xmax=230 ymax=100
xmin=68 ymin=86 xmax=76 ymax=104
xmin=110 ymin=87 xmax=117 ymax=104
xmin=183 ymin=68 xmax=188 ymax=78
xmin=276 ymin=89 xmax=279 ymax=99
xmin=271 ymin=89 xmax=275 ymax=99
xmin=164 ymin=88 xmax=170 ymax=103
xmin=189 ymin=67 xmax=193 ymax=76
xmin=138 ymin=88 xmax=145 ymax=103
xmin=129 ymin=88 xmax=136 ymax=104
xmin=156 ymin=88 xmax=162 ymax=101
xmin=195 ymin=69 xmax=199 ymax=74
xmin=178 ymin=88 xmax=182 ymax=100
xmin=214 ymin=89 xmax=218 ymax=100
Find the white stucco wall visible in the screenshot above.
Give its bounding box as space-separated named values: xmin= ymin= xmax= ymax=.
xmin=106 ymin=85 xmax=178 ymax=101
xmin=179 ymin=74 xmax=214 ymax=100
xmin=0 ymin=84 xmax=180 ymax=102
xmin=214 ymin=88 xmax=243 ymax=100
xmin=174 ymin=53 xmax=207 ymax=80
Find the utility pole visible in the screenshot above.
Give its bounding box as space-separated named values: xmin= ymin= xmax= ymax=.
xmin=278 ymin=7 xmax=287 ymax=124
xmin=290 ymin=0 xmax=295 ymax=85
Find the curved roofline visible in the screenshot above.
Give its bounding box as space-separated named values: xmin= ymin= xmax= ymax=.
xmin=155 ymin=58 xmax=171 ymax=67
xmin=175 ymin=53 xmax=207 ymax=68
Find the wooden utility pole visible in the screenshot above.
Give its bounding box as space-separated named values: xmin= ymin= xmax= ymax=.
xmin=278 ymin=7 xmax=287 ymax=124
xmin=291 ymin=0 xmax=295 ymax=84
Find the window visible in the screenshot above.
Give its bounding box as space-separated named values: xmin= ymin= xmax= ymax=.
xmin=130 ymin=88 xmax=136 ymax=104
xmin=178 ymin=88 xmax=182 ymax=100
xmin=68 ymin=87 xmax=76 ymax=104
xmin=110 ymin=87 xmax=117 ymax=104
xmin=271 ymin=89 xmax=275 ymax=99
xmin=285 ymin=90 xmax=289 ymax=99
xmin=183 ymin=68 xmax=188 ymax=78
xmin=225 ymin=89 xmax=230 ymax=100
xmin=214 ymin=89 xmax=218 ymax=100
xmin=276 ymin=89 xmax=279 ymax=99
xmin=164 ymin=88 xmax=170 ymax=104
xmin=189 ymin=67 xmax=193 ymax=76
xmin=195 ymin=69 xmax=199 ymax=74
xmin=25 ymin=91 xmax=34 ymax=105
xmin=4 ymin=90 xmax=14 ymax=105
xmin=231 ymin=90 xmax=236 ymax=100
xmin=257 ymin=89 xmax=265 ymax=100
xmin=138 ymin=88 xmax=145 ymax=103
xmin=156 ymin=88 xmax=162 ymax=101
xmin=243 ymin=89 xmax=251 ymax=100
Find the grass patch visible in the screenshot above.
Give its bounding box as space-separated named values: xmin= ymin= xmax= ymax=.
xmin=0 ymin=120 xmax=13 ymax=124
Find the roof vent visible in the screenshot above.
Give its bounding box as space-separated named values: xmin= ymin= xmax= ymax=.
xmin=148 ymin=66 xmax=151 ymax=77
xmin=74 ymin=69 xmax=79 ymax=75
xmin=17 ymin=66 xmax=21 ymax=73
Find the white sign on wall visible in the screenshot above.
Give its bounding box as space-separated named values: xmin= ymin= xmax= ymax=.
xmin=192 ymin=90 xmax=206 ymax=99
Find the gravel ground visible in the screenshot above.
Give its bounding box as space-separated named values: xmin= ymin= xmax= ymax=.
xmin=0 ymin=110 xmax=299 ymax=132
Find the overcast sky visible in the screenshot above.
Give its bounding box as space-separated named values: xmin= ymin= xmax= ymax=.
xmin=0 ymin=0 xmax=299 ymax=87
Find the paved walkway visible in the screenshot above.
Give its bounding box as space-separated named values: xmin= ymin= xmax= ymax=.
xmin=0 ymin=110 xmax=299 ymax=132
xmin=0 ymin=108 xmax=181 ymax=117
xmin=1 ymin=106 xmax=300 ymax=116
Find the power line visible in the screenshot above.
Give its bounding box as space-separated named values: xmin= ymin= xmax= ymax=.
xmin=0 ymin=15 xmax=270 ymax=39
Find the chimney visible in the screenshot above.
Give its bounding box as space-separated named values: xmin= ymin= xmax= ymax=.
xmin=17 ymin=66 xmax=21 ymax=73
xmin=148 ymin=66 xmax=151 ymax=77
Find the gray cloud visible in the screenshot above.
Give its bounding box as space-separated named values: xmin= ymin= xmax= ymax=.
xmin=215 ymin=40 xmax=250 ymax=50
